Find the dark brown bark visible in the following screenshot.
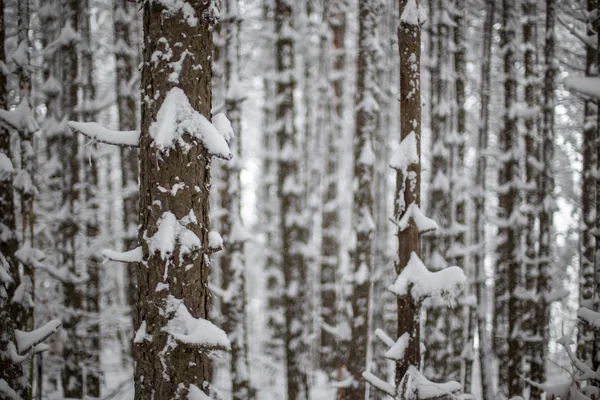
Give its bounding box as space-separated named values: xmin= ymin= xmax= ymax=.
xmin=273 ymin=1 xmax=310 ymax=398
xmin=134 ymin=2 xmax=220 ymax=398
xmin=395 ymin=0 xmax=421 ymax=391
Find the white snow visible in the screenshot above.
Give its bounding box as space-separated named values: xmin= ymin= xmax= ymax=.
xmin=147 ymin=212 xmax=201 ymax=260
xmin=395 ymin=203 xmax=437 ymax=234
xmin=134 ymin=321 xmax=152 ymax=343
xmin=208 ymin=231 xmax=224 ymax=250
xmin=578 ymin=307 xmax=600 ymax=329
xmin=400 ymin=0 xmax=420 ymax=26
xmin=390 ymin=131 xmax=419 ymax=176
xmin=150 ymin=88 xmax=232 ymax=159
xmin=362 ymin=371 xmax=395 ymax=396
xmin=565 ymin=76 xmax=600 ymax=99
xmin=0 ymin=153 xmax=14 ymax=181
xmin=385 ymin=332 xmax=410 ymax=360
xmin=188 ymin=384 xmax=212 ymax=400
xmin=14 ymin=319 xmax=61 ymax=354
xmin=388 ymin=252 xmax=466 ymax=302
xmin=212 ymin=113 xmax=234 ymax=143
xmin=404 ymin=366 xmax=462 ymax=399
xmin=101 ymin=247 xmax=143 ymax=263
xmin=68 ymin=121 xmax=140 ymax=147
xmin=358 ymin=139 xmax=375 ymax=165
xmin=0 ymin=99 xmax=39 ymax=133
xmin=164 ymin=297 xmax=231 ymax=349
xmin=157 ymin=0 xmax=199 ymax=27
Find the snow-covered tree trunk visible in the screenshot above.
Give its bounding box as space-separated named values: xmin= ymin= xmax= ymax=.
xmin=531 ymin=0 xmax=556 ymax=393
xmin=594 ymin=0 xmax=600 ymax=373
xmin=423 ymin=0 xmax=460 ymax=383
xmin=113 ymin=0 xmax=139 ymax=322
xmin=133 ymin=1 xmax=229 ymax=398
xmin=0 ymin=2 xmax=27 ymax=394
xmin=473 ymin=1 xmax=494 ymax=399
xmin=219 ymin=0 xmax=252 ymax=398
xmin=320 ymin=0 xmax=346 ymax=381
xmin=344 ymin=1 xmax=380 ymax=398
xmin=521 ymin=0 xmax=541 ymax=396
xmin=452 ymin=0 xmax=473 ymax=391
xmin=14 ymin=0 xmax=36 ymax=337
xmin=495 ymin=0 xmax=524 ymax=396
xmin=58 ymin=1 xmax=84 ymax=395
xmin=578 ymin=0 xmax=598 ymax=365
xmin=394 ymin=0 xmax=422 ymax=390
xmin=273 ymin=1 xmax=310 ymax=398
xmin=80 ymin=0 xmax=100 ymax=395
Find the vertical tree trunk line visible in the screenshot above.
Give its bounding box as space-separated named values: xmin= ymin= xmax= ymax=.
xmin=578 ymin=0 xmax=598 ymax=365
xmin=395 ymin=0 xmax=422 ymax=392
xmin=474 ymin=1 xmax=495 ymax=399
xmin=134 ymin=1 xmax=222 ymax=398
xmin=220 ymin=0 xmax=252 ymax=398
xmin=273 ymin=1 xmax=310 ymax=398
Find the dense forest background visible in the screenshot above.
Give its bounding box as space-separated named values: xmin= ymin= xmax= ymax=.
xmin=2 ymin=0 xmax=600 ymax=399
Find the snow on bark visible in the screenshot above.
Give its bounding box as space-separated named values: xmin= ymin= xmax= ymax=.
xmin=150 ymin=87 xmax=232 ymax=158
xmin=344 ymin=1 xmax=382 ymax=399
xmin=218 ymin=0 xmax=253 ymax=397
xmin=272 ymin=1 xmax=310 ymax=398
xmin=133 ymin=1 xmax=226 ymax=398
xmin=67 ymin=121 xmax=140 ymax=146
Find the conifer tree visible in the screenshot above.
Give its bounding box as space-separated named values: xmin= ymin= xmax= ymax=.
xmin=344 ymin=0 xmax=380 ymax=398
xmin=273 ymin=0 xmax=310 ymax=398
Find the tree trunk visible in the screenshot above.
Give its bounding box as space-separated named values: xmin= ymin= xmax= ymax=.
xmin=220 ymin=0 xmax=252 ymax=398
xmin=134 ymin=2 xmax=225 ymax=398
xmin=320 ymin=0 xmax=346 ymax=380
xmin=532 ymin=0 xmax=556 ymax=394
xmin=474 ymin=1 xmax=494 ymax=399
xmin=578 ymin=0 xmax=598 ymax=365
xmin=496 ymin=0 xmax=523 ymax=397
xmin=344 ymin=1 xmax=380 ymax=398
xmin=395 ymin=0 xmax=422 ymax=391
xmin=59 ymin=0 xmax=84 ymax=395
xmin=114 ymin=0 xmax=139 ymax=330
xmin=0 ymin=0 xmax=28 ymax=394
xmin=273 ymin=1 xmax=310 ymax=398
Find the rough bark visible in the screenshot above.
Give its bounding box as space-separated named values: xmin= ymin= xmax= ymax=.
xmin=134 ymin=2 xmax=221 ymax=398
xmin=395 ymin=0 xmax=421 ymax=391
xmin=473 ymin=1 xmax=495 ymax=399
xmin=273 ymin=1 xmax=310 ymax=398
xmin=344 ymin=0 xmax=379 ymax=398
xmin=220 ymin=0 xmax=252 ymax=398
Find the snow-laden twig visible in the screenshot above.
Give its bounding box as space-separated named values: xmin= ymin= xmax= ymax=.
xmin=14 ymin=319 xmax=61 ymax=355
xmin=101 ymin=247 xmax=143 ymax=263
xmin=68 ymin=121 xmax=140 ymax=147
